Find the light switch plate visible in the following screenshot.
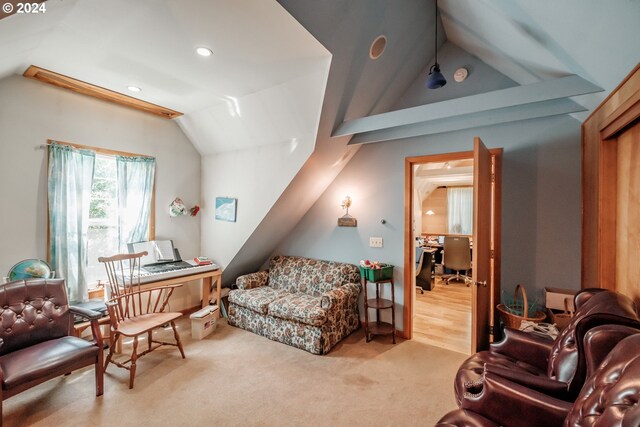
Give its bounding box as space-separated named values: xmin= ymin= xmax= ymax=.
xmin=369 ymin=237 xmax=383 ymax=248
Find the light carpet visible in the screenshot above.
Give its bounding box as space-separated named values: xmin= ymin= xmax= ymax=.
xmin=4 ymin=317 xmax=467 ymax=426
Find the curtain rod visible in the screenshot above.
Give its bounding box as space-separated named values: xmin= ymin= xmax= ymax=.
xmin=38 ymin=141 xmax=154 ymax=159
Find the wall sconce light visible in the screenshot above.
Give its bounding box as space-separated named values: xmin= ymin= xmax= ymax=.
xmin=338 ymin=195 xmax=357 ymax=227
xmin=425 ymin=210 xmax=435 ymax=216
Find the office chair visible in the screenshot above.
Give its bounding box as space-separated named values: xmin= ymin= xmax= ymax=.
xmin=443 ymin=236 xmax=472 ymax=286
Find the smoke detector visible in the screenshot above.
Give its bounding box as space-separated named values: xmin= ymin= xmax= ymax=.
xmin=454 ymin=67 xmax=468 ymax=82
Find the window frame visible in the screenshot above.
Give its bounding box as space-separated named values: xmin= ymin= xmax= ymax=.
xmin=46 ymin=139 xmax=156 ymax=270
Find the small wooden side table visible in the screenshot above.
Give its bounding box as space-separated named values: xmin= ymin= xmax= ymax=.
xmin=362 ymin=276 xmax=396 ymax=343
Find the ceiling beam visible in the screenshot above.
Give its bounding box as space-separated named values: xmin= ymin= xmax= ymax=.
xmin=348 ymin=98 xmax=586 ymax=145
xmin=23 ymin=65 xmax=183 ymax=119
xmin=333 ymin=75 xmax=601 ymax=138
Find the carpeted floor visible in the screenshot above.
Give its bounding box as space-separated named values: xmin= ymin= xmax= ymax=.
xmin=4 ymin=317 xmax=467 ymax=426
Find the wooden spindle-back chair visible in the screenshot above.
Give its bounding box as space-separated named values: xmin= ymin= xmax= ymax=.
xmin=99 ymin=251 xmax=185 ymax=389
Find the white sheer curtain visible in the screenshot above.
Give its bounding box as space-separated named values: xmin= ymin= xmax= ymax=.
xmin=116 ymin=155 xmax=156 ymax=251
xmin=48 ymin=142 xmax=95 ymax=302
xmin=447 ymin=187 xmax=473 ymax=235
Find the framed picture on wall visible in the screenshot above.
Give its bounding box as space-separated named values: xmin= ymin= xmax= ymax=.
xmin=215 ymin=197 xmax=237 ymax=222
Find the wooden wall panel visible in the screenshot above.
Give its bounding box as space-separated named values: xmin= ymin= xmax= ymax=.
xmin=616 ymin=125 xmax=640 ymax=305
xmin=421 ymin=188 xmax=448 ymax=234
xmin=582 ymin=63 xmax=640 ymax=289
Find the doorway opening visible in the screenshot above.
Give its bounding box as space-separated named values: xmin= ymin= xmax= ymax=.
xmin=403 ymin=143 xmax=502 ymax=354
xmin=413 ymin=158 xmax=474 ymax=354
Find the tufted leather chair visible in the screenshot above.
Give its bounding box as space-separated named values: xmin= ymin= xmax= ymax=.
xmin=437 ymin=324 xmax=640 ymax=427
xmin=454 ymin=289 xmax=640 ymax=405
xmin=0 ymin=279 xmax=104 ymax=424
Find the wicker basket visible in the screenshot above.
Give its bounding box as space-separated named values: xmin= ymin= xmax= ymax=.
xmin=547 ymin=297 xmax=574 ymax=330
xmin=497 ymin=284 xmax=546 ymax=329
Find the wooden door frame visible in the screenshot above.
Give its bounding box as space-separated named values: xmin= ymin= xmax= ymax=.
xmin=582 ymin=63 xmax=640 ymax=290
xmin=402 ymin=149 xmax=502 ymax=341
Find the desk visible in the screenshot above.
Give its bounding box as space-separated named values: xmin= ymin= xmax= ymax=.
xmin=422 ymin=244 xmax=443 ymax=265
xmin=73 ymin=268 xmax=223 ymax=342
xmin=423 ymin=243 xmax=442 ymax=249
xmin=140 ymin=267 xmax=223 ymax=314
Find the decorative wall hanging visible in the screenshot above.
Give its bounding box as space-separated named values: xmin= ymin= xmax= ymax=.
xmin=169 ymin=198 xmax=200 ymax=218
xmin=169 ymin=197 xmax=187 ymax=217
xmin=215 ymin=197 xmax=237 ymax=222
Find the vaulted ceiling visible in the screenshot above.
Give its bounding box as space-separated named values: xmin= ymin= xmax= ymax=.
xmin=2 ymin=0 xmax=638 ymax=152
xmin=2 ymin=0 xmax=639 ymax=280
xmin=0 ymin=0 xmax=331 ymax=154
xmin=333 ymin=0 xmax=640 ymax=144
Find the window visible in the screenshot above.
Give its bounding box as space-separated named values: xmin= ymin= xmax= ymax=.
xmin=47 ymin=140 xmax=155 ymax=300
xmin=447 ymin=187 xmax=473 ymax=235
xmin=86 ymin=155 xmax=119 ymax=285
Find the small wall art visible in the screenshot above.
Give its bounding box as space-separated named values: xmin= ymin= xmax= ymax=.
xmin=215 ymin=197 xmax=237 ymax=222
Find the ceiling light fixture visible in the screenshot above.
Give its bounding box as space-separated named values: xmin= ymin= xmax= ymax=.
xmin=196 ymin=47 xmax=213 ymax=57
xmin=426 ymin=0 xmax=446 ymax=89
xmin=127 ymin=86 xmax=141 ymax=93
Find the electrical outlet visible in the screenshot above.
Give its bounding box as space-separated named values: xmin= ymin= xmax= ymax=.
xmin=369 ymin=237 xmax=383 ymax=248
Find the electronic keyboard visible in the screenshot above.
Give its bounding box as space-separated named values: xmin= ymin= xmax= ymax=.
xmin=138 ymin=261 xmax=219 ymax=284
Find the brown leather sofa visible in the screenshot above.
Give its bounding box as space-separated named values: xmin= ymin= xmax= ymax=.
xmin=0 ymin=279 xmax=104 ymax=423
xmin=454 ymin=289 xmax=640 ymax=404
xmin=437 ymin=325 xmax=640 ymax=426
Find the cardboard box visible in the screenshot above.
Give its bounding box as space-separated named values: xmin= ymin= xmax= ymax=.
xmin=189 ymin=305 xmax=218 ymax=340
xmin=545 ymin=287 xmax=577 ymax=312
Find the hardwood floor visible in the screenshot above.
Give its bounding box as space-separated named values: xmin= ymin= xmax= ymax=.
xmin=413 ymin=277 xmax=472 ymax=354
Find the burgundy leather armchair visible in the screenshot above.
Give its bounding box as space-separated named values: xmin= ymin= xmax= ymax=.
xmin=437 ymin=325 xmax=640 ymax=427
xmin=455 ymin=289 xmax=639 ymax=404
xmin=0 ymin=279 xmax=104 ymax=424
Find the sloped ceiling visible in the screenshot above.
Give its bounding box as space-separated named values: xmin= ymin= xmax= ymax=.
xmin=0 ymin=0 xmax=331 ymax=154
xmin=332 ymin=0 xmax=640 ymax=143
xmin=2 ymin=0 xmax=638 ymax=151
xmin=439 ymin=0 xmax=640 ymax=116
xmin=2 ymin=0 xmax=639 ymax=283
xmin=223 ymin=0 xmax=640 ymax=282
xmin=218 ymin=0 xmax=436 ymax=284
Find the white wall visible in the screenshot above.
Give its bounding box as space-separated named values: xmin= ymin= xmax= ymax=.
xmin=200 ymin=136 xmax=314 ymax=269
xmin=274 ymin=114 xmax=583 ymax=331
xmin=0 ymin=76 xmax=202 ymax=310
xmin=197 ymin=67 xmax=330 ymax=271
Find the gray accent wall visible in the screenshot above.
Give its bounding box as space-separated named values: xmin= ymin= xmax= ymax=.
xmin=275 ymin=114 xmax=582 ymax=331
xmin=218 ymin=0 xmax=435 ymax=286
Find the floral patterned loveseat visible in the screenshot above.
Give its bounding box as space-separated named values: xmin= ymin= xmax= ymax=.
xmin=228 ymin=255 xmax=361 ymax=354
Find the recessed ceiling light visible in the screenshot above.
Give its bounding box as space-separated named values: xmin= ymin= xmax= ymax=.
xmin=127 ymin=86 xmax=142 ymax=93
xmin=196 ymin=47 xmax=213 ymax=57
